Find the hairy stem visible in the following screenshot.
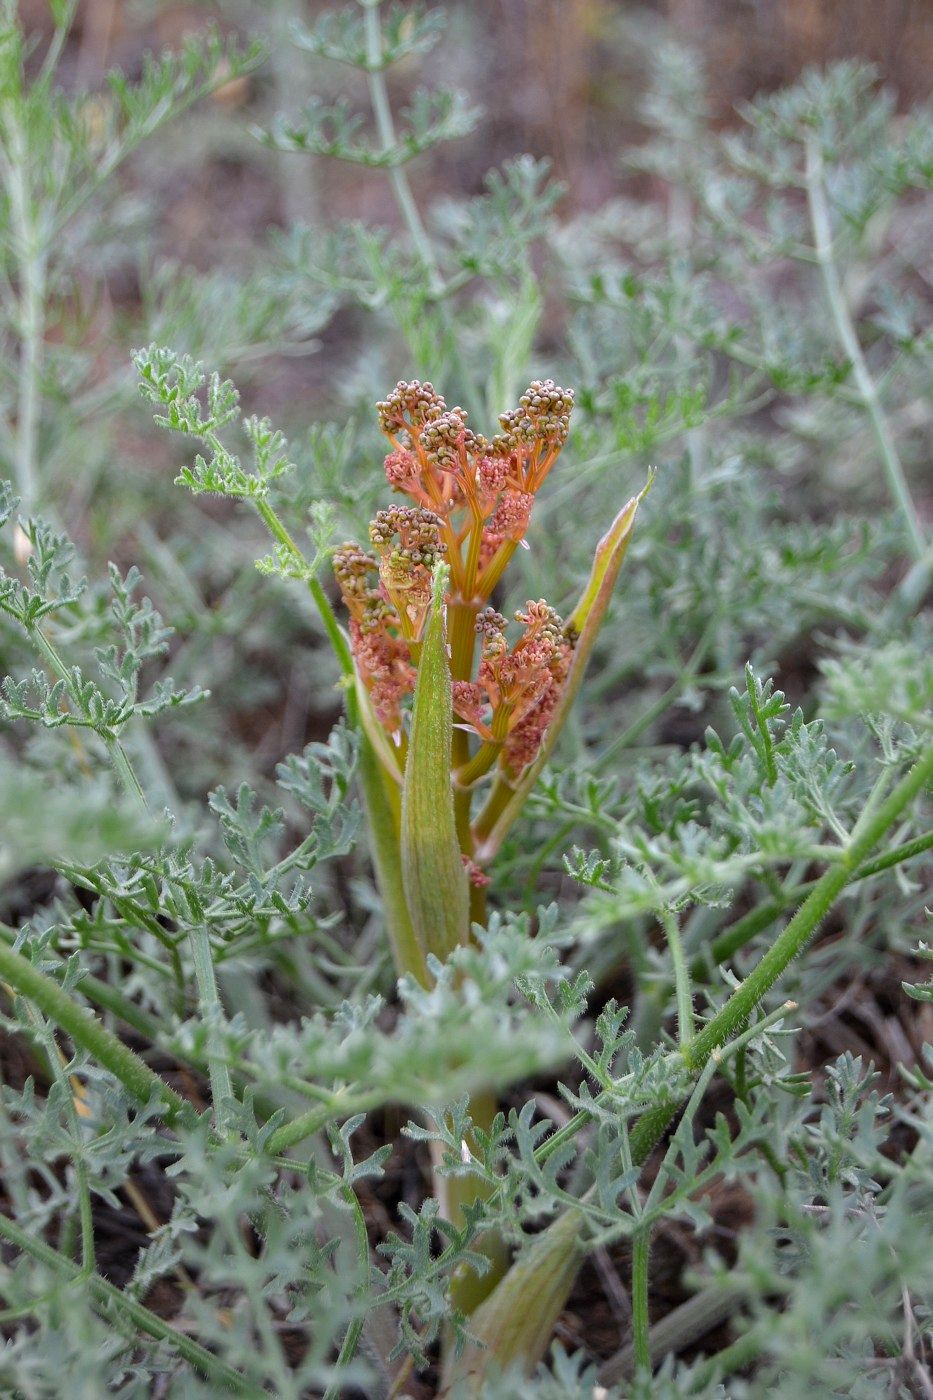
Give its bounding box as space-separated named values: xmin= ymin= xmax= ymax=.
xmin=0 ymin=937 xmax=192 ymax=1126
xmin=684 ymin=742 xmax=933 ymax=1069
xmin=189 ymin=925 xmax=236 ymax=1134
xmin=630 ymin=1229 xmax=652 ymax=1375
xmin=0 ymin=1210 xmax=248 ymax=1392
xmin=0 ymin=922 xmax=163 ymax=1040
xmin=698 ymin=827 xmax=933 ymax=974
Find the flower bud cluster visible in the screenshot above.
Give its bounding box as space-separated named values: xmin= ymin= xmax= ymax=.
xmin=369 ymin=506 xmax=446 ymax=640
xmin=376 ymin=379 xmax=447 ymax=435
xmin=453 ymin=600 xmax=575 ymax=774
xmin=335 ymin=380 xmax=576 ymax=774
xmin=375 ymin=377 xmax=574 ymax=575
xmin=332 ymin=542 xmax=415 ymax=733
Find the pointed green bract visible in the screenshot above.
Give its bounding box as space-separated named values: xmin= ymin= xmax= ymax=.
xmin=401 ymin=563 xmax=470 ymax=964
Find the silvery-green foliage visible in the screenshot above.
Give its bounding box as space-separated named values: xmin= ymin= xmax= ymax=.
xmin=0 ymin=6 xmax=930 ymax=1396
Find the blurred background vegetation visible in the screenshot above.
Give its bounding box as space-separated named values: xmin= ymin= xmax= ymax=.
xmin=7 ymin=0 xmax=930 ymax=781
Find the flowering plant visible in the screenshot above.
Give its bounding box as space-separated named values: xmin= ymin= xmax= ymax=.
xmin=329 ymin=376 xmax=647 ymax=1333
xmin=0 ymin=5 xmax=929 ymax=1393
xmin=337 ymin=378 xmax=575 ymax=773
xmin=332 ymin=378 xmax=646 ymax=980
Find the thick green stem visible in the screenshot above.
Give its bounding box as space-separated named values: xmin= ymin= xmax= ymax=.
xmin=0 ymin=937 xmax=192 ymax=1125
xmin=631 ymin=1230 xmax=651 ymax=1375
xmin=0 ymin=923 xmax=163 ymax=1040
xmin=805 ymin=137 xmax=925 ymax=562
xmin=684 ymin=743 xmax=933 ymax=1069
xmin=697 ymin=827 xmax=933 ymax=974
xmin=266 ymin=1087 xmax=384 ymax=1158
xmin=188 ymin=925 xmax=236 ymax=1134
xmin=0 ymin=1210 xmax=248 ymax=1392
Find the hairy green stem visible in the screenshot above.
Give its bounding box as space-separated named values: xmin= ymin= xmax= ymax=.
xmin=0 ymin=936 xmax=192 ymax=1126
xmin=188 ymin=925 xmax=236 ymax=1134
xmin=699 ymin=826 xmax=933 ymax=974
xmin=684 ymin=743 xmax=933 ymax=1069
xmin=805 ymin=136 xmax=925 ymax=562
xmin=0 ymin=922 xmax=163 ymax=1040
xmin=631 ymin=1230 xmax=651 ymax=1374
xmin=0 ymin=1210 xmax=249 ymax=1392
xmin=265 ymin=1087 xmax=384 ymax=1158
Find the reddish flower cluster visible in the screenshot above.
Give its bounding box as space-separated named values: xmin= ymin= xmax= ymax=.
xmin=453 ymin=600 xmax=574 ymax=774
xmin=375 ymin=377 xmax=573 ymax=600
xmin=332 ymin=542 xmax=414 ymax=736
xmin=368 ymin=505 xmax=446 ymax=642
xmin=334 ymin=379 xmax=577 ymax=775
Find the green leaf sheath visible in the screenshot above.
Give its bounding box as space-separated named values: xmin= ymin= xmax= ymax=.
xmin=400 ymin=564 xmax=470 ymax=963
xmin=441 ymin=1207 xmax=585 ymax=1393
xmin=358 ymin=728 xmax=428 ymax=986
